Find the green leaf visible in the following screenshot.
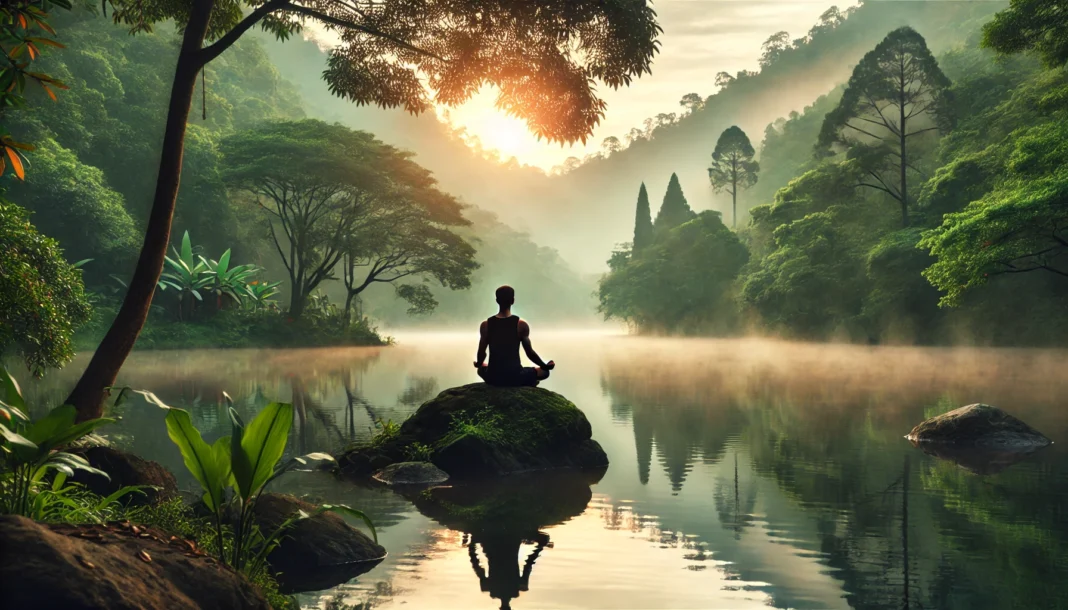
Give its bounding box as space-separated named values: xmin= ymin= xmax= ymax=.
xmin=164 ymin=408 xmax=229 ymax=512
xmin=96 ymin=485 xmax=150 ymax=509
xmin=23 ymin=404 xmax=77 ymax=446
xmin=316 ymin=504 xmax=379 ymax=544
xmin=234 ymin=402 xmax=292 ymax=500
xmin=180 ymin=230 xmax=193 ymax=265
xmin=0 ymin=366 xmax=27 ymax=413
xmin=0 ymin=423 xmax=39 ymax=462
xmin=45 ymin=416 xmax=116 ymax=450
xmin=229 ymin=407 xmax=251 ymax=499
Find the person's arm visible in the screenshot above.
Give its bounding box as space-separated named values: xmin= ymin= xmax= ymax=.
xmin=475 ymin=320 xmax=488 ymax=368
xmin=518 ymin=320 xmax=553 ymax=369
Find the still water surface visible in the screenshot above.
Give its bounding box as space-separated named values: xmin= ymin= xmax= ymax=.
xmin=25 ymin=333 xmax=1068 ymax=610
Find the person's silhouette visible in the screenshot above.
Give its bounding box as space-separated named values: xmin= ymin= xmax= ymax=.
xmin=475 ymin=285 xmax=555 ymax=387
xmin=468 ymin=531 xmax=551 ymax=610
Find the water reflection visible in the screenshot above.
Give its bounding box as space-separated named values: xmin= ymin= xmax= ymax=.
xmin=19 ymin=336 xmax=1068 ymax=609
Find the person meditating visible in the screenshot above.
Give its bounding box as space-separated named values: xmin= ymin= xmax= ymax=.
xmin=475 ymin=285 xmax=555 ymax=387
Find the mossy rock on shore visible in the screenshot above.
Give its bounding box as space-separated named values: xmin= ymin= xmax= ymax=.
xmin=338 ymin=383 xmax=609 ymax=479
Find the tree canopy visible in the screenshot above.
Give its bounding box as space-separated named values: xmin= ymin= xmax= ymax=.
xmin=632 ymin=182 xmax=653 ymax=252
xmin=708 ymin=126 xmax=759 ymax=227
xmin=982 ymin=0 xmax=1068 ymax=67
xmin=221 ymin=119 xmax=476 ymax=318
xmin=653 ymin=173 xmax=695 ymax=234
xmin=817 ymin=26 xmax=954 ymax=226
xmin=0 ymin=198 xmax=91 ymax=374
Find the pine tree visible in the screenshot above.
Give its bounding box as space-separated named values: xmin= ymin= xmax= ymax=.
xmin=632 ymin=182 xmax=653 ymax=251
xmin=653 ymin=173 xmax=696 ymax=233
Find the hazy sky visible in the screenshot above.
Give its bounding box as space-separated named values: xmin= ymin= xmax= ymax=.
xmin=305 ymin=1 xmax=858 ymax=170
xmin=442 ymin=0 xmax=860 ymax=170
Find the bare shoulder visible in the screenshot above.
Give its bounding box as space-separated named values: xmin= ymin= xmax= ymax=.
xmin=479 ymin=320 xmax=488 ymax=333
xmin=517 ymin=318 xmax=531 ymax=337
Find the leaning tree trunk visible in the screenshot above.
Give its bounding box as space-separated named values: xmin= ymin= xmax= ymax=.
xmin=66 ymin=0 xmax=215 ymax=422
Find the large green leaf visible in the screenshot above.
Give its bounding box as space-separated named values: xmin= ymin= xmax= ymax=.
xmin=229 ymin=407 xmax=250 ymax=498
xmin=234 ymin=402 xmax=293 ymax=500
xmin=165 ymin=408 xmax=229 ymax=511
xmin=316 ymin=504 xmax=379 ymax=544
xmin=23 ymin=404 xmax=77 ymax=446
xmin=0 ymin=424 xmax=39 ymax=462
xmin=0 ymin=366 xmax=27 ymax=413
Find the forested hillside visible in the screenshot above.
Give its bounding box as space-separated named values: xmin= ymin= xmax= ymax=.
xmin=1 ymin=8 xmax=595 ymax=348
xmin=599 ymin=1 xmax=1068 ymax=346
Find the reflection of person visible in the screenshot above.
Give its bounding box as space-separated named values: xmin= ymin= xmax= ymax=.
xmin=474 ymin=286 xmax=555 ymax=387
xmin=468 ymin=532 xmax=550 ymax=610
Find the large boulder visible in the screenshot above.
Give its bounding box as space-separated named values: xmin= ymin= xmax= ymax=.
xmin=372 ymin=461 xmax=449 ymax=486
xmin=0 ymin=515 xmax=270 ymax=610
xmin=252 ymin=493 xmax=386 ymax=594
xmin=70 ymin=446 xmax=180 ymax=507
xmin=338 ymin=383 xmax=609 ymax=479
xmin=908 ymin=404 xmax=1052 ymax=448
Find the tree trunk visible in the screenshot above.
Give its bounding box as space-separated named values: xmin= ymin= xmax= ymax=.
xmin=66 ymin=0 xmax=215 ymax=422
xmin=343 ymin=291 xmax=354 ymax=330
xmin=731 ymin=157 xmax=738 ymax=228
xmin=899 ymin=64 xmax=909 ymax=228
xmin=288 ymin=288 xmax=306 ymax=319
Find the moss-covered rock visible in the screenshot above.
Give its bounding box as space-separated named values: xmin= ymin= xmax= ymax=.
xmin=338 ymin=383 xmax=609 ymax=479
xmin=907 ymin=404 xmax=1052 ymax=448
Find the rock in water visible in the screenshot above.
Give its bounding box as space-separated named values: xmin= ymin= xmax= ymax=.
xmin=252 ymin=493 xmax=386 ymax=594
xmin=339 ymin=383 xmax=609 ymax=479
xmin=908 ymin=404 xmax=1052 ymax=448
xmin=70 ymin=446 xmax=179 ymax=507
xmin=373 ymin=461 xmax=450 ymax=486
xmin=0 ymin=515 xmax=271 ymax=610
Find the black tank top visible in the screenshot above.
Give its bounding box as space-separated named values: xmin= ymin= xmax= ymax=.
xmin=487 ymin=315 xmax=521 ymax=373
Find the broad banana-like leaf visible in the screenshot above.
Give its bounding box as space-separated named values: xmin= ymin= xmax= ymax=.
xmin=0 ymin=366 xmax=27 ymax=413
xmin=165 ymin=408 xmax=229 ymax=512
xmin=229 ymin=407 xmax=249 ymax=498
xmin=23 ymin=404 xmax=77 ymax=446
xmin=262 ymin=452 xmax=336 ymax=489
xmin=316 ymin=504 xmax=379 ymax=544
xmin=233 ymin=402 xmax=292 ymax=500
xmin=0 ymin=424 xmax=38 ymax=462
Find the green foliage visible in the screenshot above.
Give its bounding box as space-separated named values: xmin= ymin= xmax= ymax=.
xmin=921 ymin=120 xmax=1068 ymax=305
xmin=600 ymin=211 xmax=749 ymax=333
xmin=221 ymin=119 xmax=478 ymax=319
xmin=155 ymin=231 xmax=268 ymax=320
xmin=403 ymin=442 xmax=434 ymax=462
xmin=817 ymin=26 xmax=954 ymax=226
xmin=152 ymin=393 xmax=374 ymax=575
xmin=2 ymin=139 xmax=139 ymax=277
xmin=0 ymin=366 xmax=120 ymax=518
xmin=708 ymin=126 xmax=760 ymax=227
xmin=369 ymin=418 xmax=401 ymax=448
xmin=0 ymin=198 xmax=91 ymax=374
xmin=982 ymin=0 xmax=1068 ymax=67
xmin=104 ymin=0 xmax=660 ymax=142
xmin=652 ymin=173 xmax=695 ymax=234
xmin=0 ymin=0 xmax=71 ymax=181
xmin=632 ymin=182 xmax=653 ymax=252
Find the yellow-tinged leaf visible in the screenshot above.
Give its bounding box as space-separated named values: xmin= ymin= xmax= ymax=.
xmin=42 ymin=83 xmax=55 ymax=101
xmin=34 ymin=19 xmax=56 ymax=36
xmin=26 ymin=44 xmax=37 ymax=60
xmin=32 ymin=38 xmax=64 ymax=49
xmin=5 ymin=147 xmax=25 ymax=180
xmin=18 ymin=14 xmax=27 ymax=29
xmin=0 ymin=157 xmax=7 ymax=177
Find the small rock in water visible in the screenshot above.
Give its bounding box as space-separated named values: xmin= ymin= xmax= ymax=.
xmin=373 ymin=462 xmax=449 ymax=486
xmin=908 ymin=404 xmax=1052 ymax=448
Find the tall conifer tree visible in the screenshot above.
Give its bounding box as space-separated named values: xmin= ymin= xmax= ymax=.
xmin=654 ymin=173 xmax=696 ymax=233
xmin=633 ymin=182 xmax=653 ymax=251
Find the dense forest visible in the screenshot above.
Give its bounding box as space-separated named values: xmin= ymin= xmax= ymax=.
xmin=599 ymin=0 xmax=1068 ymax=346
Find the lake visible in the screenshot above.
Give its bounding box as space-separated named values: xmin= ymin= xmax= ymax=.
xmin=23 ymin=332 xmax=1068 ymax=610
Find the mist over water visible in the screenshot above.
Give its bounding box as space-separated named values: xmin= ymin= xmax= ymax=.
xmin=23 ymin=334 xmax=1068 ymax=609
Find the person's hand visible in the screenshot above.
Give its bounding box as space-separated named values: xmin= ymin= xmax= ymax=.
xmin=545 ymin=360 xmax=556 ymax=371
xmin=474 ymin=361 xmax=483 ymax=369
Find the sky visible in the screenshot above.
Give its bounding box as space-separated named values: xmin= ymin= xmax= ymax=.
xmin=440 ymin=0 xmax=860 ymax=170
xmin=304 ymin=1 xmax=859 ymax=171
